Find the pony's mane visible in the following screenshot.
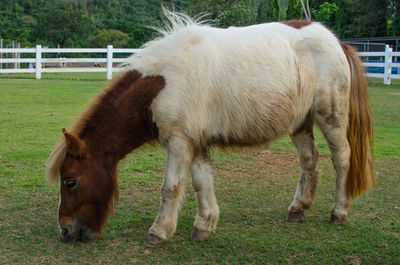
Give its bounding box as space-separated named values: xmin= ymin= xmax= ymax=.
xmin=45 ymin=105 xmax=95 ymax=182
xmin=121 ymin=9 xmax=210 ymax=73
xmin=151 ymin=8 xmax=210 ymax=38
xmin=45 ymin=139 xmax=67 ymax=182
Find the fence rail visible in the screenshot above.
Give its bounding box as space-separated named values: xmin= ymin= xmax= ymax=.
xmin=0 ymin=45 xmax=140 ymax=80
xmin=0 ymin=44 xmax=399 ymax=84
xmin=360 ymin=44 xmax=400 ymax=85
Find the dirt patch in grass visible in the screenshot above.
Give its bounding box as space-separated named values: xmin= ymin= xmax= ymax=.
xmin=242 ymin=149 xmax=331 ymax=165
xmin=343 ymin=255 xmax=362 ymax=265
xmin=222 ymin=149 xmax=332 ymax=183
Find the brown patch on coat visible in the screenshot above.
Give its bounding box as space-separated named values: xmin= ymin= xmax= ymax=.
xmin=330 ymin=91 xmax=336 ymax=114
xmin=326 ymin=114 xmax=340 ymax=128
xmin=76 ymin=70 xmax=165 ymax=158
xmin=207 ymin=215 xmax=212 ymax=222
xmin=296 ymin=63 xmax=303 ymax=95
xmin=310 ymin=172 xmax=318 ymax=195
xmin=281 ymin=20 xmax=313 ymax=29
xmin=70 ymin=70 xmax=142 ymax=137
xmin=171 ymin=184 xmax=181 ymax=198
xmin=55 ymin=70 xmax=166 ymax=236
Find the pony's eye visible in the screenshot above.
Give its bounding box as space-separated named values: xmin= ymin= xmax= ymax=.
xmin=64 ymin=179 xmax=78 ymax=189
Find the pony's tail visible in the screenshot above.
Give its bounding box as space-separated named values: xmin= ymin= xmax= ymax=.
xmin=341 ymin=43 xmax=376 ymax=198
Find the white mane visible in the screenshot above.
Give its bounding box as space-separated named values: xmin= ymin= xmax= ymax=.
xmin=122 ymin=9 xmax=212 ymax=76
xmin=151 ymin=8 xmax=210 ymax=38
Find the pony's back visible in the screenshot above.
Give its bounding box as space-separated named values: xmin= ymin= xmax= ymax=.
xmin=124 ymin=18 xmax=348 ymax=148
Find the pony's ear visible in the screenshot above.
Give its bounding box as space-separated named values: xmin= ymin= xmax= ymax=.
xmin=62 ymin=128 xmax=87 ymax=158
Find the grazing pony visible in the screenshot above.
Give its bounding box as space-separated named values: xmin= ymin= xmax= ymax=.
xmin=46 ymin=12 xmax=375 ymax=247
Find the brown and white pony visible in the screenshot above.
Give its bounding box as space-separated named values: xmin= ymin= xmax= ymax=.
xmin=46 ymin=12 xmax=375 ymax=247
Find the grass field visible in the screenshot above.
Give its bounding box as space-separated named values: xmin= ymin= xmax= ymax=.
xmin=0 ymin=73 xmax=399 ymax=264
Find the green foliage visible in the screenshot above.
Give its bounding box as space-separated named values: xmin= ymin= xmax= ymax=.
xmin=88 ymin=29 xmax=129 ymax=48
xmin=0 ymin=2 xmax=32 ymax=46
xmin=392 ymin=16 xmax=400 ymax=35
xmin=256 ymin=0 xmax=282 ymax=23
xmin=287 ymin=0 xmax=304 ymax=19
xmin=34 ymin=1 xmax=92 ymax=47
xmin=335 ymin=0 xmax=389 ymax=38
xmin=312 ymin=2 xmax=338 ymax=25
xmin=186 ymin=0 xmax=229 ymax=18
xmin=269 ymin=0 xmax=282 ymax=21
xmin=387 ymin=0 xmax=400 ymax=36
xmin=0 ymin=0 xmax=398 ymax=47
xmin=216 ymin=3 xmax=254 ymax=28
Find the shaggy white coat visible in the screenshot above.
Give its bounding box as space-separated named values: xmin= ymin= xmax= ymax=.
xmin=124 ymin=15 xmax=349 ymax=148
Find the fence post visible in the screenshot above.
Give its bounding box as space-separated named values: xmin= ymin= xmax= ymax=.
xmin=384 ymin=44 xmax=392 ymax=85
xmin=107 ymin=45 xmax=113 ymax=80
xmin=17 ymin=42 xmax=20 ymax=69
xmin=0 ymin=39 xmax=2 ymax=70
xmin=12 ymin=40 xmax=15 ymax=69
xmin=36 ymin=45 xmax=42 ymax=80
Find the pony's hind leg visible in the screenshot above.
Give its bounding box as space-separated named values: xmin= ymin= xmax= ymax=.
xmin=315 ymin=101 xmax=351 ymax=224
xmin=287 ymin=113 xmax=319 ymax=222
xmin=144 ymin=136 xmax=194 ymax=247
xmin=190 ymin=150 xmax=219 ymax=240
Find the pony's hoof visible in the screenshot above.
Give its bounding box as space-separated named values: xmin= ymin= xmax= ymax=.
xmin=330 ymin=214 xmax=347 ymax=224
xmin=143 ymin=233 xmax=164 ymax=248
xmin=286 ymin=210 xmax=304 ymax=222
xmin=191 ymin=228 xmax=211 ymax=240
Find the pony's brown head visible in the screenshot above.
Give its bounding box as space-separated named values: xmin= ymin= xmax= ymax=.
xmin=46 ymin=70 xmax=164 ymax=242
xmin=48 ymin=129 xmax=119 ymax=242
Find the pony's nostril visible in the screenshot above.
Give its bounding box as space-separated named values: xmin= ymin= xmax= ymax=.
xmin=60 ymin=227 xmax=69 ymax=237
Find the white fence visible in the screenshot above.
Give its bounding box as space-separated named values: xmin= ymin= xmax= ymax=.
xmin=0 ymin=44 xmax=399 ymax=84
xmin=0 ymin=45 xmax=140 ymax=80
xmin=361 ymin=44 xmax=400 ymax=85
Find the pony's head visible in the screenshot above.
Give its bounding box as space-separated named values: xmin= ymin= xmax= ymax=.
xmin=47 ymin=128 xmax=118 ymax=242
xmin=46 ymin=70 xmax=165 ymax=242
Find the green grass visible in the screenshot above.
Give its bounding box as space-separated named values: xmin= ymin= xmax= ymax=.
xmin=0 ymin=72 xmax=109 ymax=81
xmin=0 ymin=74 xmax=399 ymax=264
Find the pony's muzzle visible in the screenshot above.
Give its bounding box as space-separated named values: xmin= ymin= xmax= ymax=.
xmin=60 ymin=226 xmax=69 ymax=237
xmin=59 ymin=226 xmax=73 ymax=242
xmin=59 ymin=223 xmax=92 ymax=243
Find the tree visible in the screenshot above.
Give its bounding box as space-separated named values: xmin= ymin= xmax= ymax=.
xmin=216 ymin=3 xmax=254 ymax=28
xmin=312 ymin=2 xmax=338 ymax=26
xmin=287 ymin=0 xmax=304 ymax=20
xmin=256 ymin=0 xmax=282 ymax=23
xmin=391 ymin=13 xmax=400 ymax=36
xmin=186 ymin=0 xmax=230 ymax=19
xmin=0 ymin=2 xmax=32 ymax=45
xmin=34 ymin=1 xmax=92 ymax=47
xmin=0 ymin=0 xmax=397 ymax=48
xmin=88 ymin=29 xmax=128 ymax=47
xmin=337 ymin=0 xmax=388 ymax=38
xmin=388 ymin=0 xmax=400 ymax=36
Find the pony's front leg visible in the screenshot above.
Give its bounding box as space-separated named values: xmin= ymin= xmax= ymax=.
xmin=190 ymin=150 xmax=219 ymax=240
xmin=144 ymin=137 xmax=194 ymax=248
